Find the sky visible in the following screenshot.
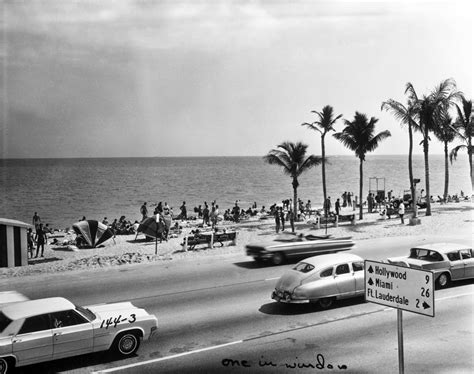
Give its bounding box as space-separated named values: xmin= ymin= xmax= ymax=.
xmin=1 ymin=0 xmax=473 ymax=158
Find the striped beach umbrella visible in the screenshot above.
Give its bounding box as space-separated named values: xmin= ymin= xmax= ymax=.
xmin=72 ymin=220 xmax=114 ymax=248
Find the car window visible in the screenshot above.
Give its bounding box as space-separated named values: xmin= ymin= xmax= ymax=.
xmin=460 ymin=249 xmax=472 ymax=259
xmin=292 ymin=262 xmax=315 ymax=273
xmin=428 ymin=251 xmax=443 ymax=261
xmin=336 ymin=264 xmax=350 ymax=275
xmin=18 ymin=314 xmax=51 ymax=334
xmin=0 ymin=312 xmax=12 ymax=334
xmin=75 ymin=305 xmax=96 ymax=322
xmin=447 ymin=252 xmax=461 ymax=261
xmin=51 ymin=310 xmax=88 ymax=329
xmin=320 ymin=267 xmax=333 ymax=277
xmin=352 ymin=262 xmax=364 ymax=272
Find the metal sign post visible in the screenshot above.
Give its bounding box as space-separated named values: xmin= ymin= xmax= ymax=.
xmin=365 ymin=260 xmax=435 ymax=373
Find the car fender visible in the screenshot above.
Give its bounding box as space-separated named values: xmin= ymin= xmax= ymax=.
xmin=106 ymin=327 xmax=145 ymax=350
xmin=297 ymin=279 xmax=338 ymax=300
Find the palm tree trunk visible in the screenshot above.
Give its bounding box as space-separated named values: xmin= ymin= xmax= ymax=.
xmin=443 ymin=141 xmax=449 ymax=200
xmin=359 ymin=158 xmax=363 ymax=220
xmin=292 ymin=177 xmax=298 ymax=222
xmin=469 ymin=138 xmax=473 ymax=190
xmin=321 ymin=134 xmax=327 ymax=210
xmin=423 ymin=134 xmax=432 ymax=216
xmin=408 ymin=123 xmax=415 ymax=201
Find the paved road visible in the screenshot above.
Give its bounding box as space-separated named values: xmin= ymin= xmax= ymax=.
xmin=2 ymin=234 xmax=472 ymax=373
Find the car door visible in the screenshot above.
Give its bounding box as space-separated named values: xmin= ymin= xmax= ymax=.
xmin=12 ymin=313 xmax=53 ymax=366
xmin=351 ymin=261 xmax=365 ymax=295
xmin=460 ymin=249 xmax=474 ymax=278
xmin=334 ymin=263 xmax=356 ymax=297
xmin=50 ymin=309 xmax=94 ymax=360
xmin=447 ymin=251 xmax=464 ymax=280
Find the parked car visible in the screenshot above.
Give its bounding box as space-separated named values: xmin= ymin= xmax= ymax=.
xmin=246 ymin=235 xmax=355 ymax=265
xmin=387 ymin=243 xmax=474 ymax=288
xmin=271 ymin=253 xmax=365 ymax=308
xmin=0 ymin=297 xmax=158 ymax=373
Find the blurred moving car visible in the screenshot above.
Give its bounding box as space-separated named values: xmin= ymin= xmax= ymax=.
xmin=0 ymin=292 xmax=29 ymax=307
xmin=271 ymin=253 xmax=365 ymax=308
xmin=387 ymin=243 xmax=474 ymax=288
xmin=0 ymin=297 xmax=157 ymax=373
xmin=246 ymin=235 xmax=355 ymax=265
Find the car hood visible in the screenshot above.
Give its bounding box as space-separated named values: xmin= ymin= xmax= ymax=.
xmin=275 ymin=270 xmax=308 ymax=291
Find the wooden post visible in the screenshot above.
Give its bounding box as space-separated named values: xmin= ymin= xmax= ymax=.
xmin=335 ymin=215 xmax=338 ymax=227
xmin=209 ymin=233 xmax=214 ymax=249
xmin=183 ymin=235 xmax=188 ymax=252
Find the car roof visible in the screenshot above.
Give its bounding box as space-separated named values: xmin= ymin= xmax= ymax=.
xmin=1 ymin=297 xmax=75 ymax=320
xmin=302 ymin=253 xmax=363 ymax=268
xmin=412 ymin=243 xmax=471 ymax=254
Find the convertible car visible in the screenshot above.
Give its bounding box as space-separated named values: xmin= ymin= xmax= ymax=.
xmin=0 ymin=296 xmax=157 ymax=373
xmin=246 ymin=235 xmax=354 ymax=265
xmin=387 ymin=243 xmax=474 ymax=288
xmin=272 ymin=253 xmax=365 ymax=308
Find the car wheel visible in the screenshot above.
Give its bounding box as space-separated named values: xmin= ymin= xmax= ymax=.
xmin=392 ymin=200 xmax=399 ymax=209
xmin=272 ymin=252 xmax=285 ymax=265
xmin=436 ymin=273 xmax=450 ymax=289
xmin=0 ymin=357 xmax=11 ymax=374
xmin=113 ymin=332 xmax=141 ymax=356
xmin=318 ymin=297 xmax=334 ymax=309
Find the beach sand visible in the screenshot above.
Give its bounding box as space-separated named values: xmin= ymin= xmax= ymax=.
xmin=1 ymin=202 xmax=472 ymax=279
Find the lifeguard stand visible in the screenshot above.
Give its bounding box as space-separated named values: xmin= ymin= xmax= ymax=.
xmin=369 ymin=177 xmax=385 ymax=201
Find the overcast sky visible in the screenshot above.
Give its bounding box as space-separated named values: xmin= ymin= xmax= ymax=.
xmin=1 ymin=0 xmax=472 ymax=158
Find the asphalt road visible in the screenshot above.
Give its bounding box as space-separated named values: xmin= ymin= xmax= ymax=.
xmin=2 ymin=234 xmax=472 ymax=373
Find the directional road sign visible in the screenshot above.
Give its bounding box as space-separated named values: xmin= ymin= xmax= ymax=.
xmin=365 ymin=260 xmax=435 ymax=317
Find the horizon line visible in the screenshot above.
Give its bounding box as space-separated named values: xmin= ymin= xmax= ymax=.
xmin=0 ymin=153 xmax=449 ymax=160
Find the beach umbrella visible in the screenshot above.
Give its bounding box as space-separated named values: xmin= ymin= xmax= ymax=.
xmin=137 ymin=215 xmax=166 ymax=239
xmin=72 ymin=220 xmax=114 ymax=248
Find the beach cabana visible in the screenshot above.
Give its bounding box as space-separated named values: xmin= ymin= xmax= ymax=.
xmin=0 ymin=218 xmax=31 ymax=267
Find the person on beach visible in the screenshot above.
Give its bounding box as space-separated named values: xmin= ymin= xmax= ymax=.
xmin=34 ymin=223 xmax=47 ymax=258
xmin=140 ymin=202 xmax=148 ymax=221
xmin=287 ymin=208 xmax=295 ymax=233
xmin=102 ymin=217 xmax=108 ymax=225
xmin=335 ymin=198 xmax=341 ymax=218
xmin=180 ymin=201 xmax=187 ymax=220
xmin=27 ymin=228 xmax=35 ymax=258
xmin=347 ymin=192 xmax=352 ymax=207
xmin=232 ymin=201 xmax=240 ymax=223
xmin=342 ymin=192 xmax=347 ymax=207
xmin=203 ymin=202 xmax=210 ymax=225
xmin=398 ymin=202 xmax=405 ymax=224
xmin=280 ymin=207 xmax=285 ymax=231
xmin=32 ymin=212 xmax=41 ymax=230
xmin=274 ymin=207 xmax=281 ymax=233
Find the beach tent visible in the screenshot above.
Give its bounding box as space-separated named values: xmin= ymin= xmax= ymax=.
xmin=72 ymin=220 xmax=114 ymax=248
xmin=137 ymin=215 xmax=169 ymax=239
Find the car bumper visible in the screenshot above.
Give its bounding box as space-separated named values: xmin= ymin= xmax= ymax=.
xmin=271 ymin=290 xmax=308 ymax=304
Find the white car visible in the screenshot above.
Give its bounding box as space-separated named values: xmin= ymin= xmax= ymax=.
xmin=0 ymin=297 xmax=157 ymax=373
xmin=272 ymin=253 xmax=365 ymax=308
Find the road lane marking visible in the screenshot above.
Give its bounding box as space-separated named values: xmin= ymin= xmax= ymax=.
xmin=92 ymin=340 xmax=243 ymax=373
xmin=265 ymin=277 xmax=279 ymax=281
xmin=94 ymin=290 xmax=474 ymax=373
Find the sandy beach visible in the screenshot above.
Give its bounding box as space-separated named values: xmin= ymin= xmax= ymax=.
xmin=1 ymin=201 xmax=472 ymax=280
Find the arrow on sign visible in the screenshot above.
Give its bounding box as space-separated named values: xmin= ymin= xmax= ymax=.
xmin=423 ymin=302 xmax=431 ymax=310
xmin=368 ymin=265 xmax=374 ymax=274
xmin=368 ymin=278 xmax=374 ymax=286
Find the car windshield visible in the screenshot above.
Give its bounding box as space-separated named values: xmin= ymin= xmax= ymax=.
xmin=0 ymin=312 xmax=12 ymax=334
xmin=75 ymin=305 xmax=97 ymax=322
xmin=292 ymin=262 xmax=315 ymax=273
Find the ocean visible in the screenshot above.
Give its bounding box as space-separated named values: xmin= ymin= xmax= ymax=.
xmin=1 ymin=155 xmax=471 ymax=229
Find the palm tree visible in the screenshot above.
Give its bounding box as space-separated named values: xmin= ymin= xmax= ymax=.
xmin=450 ymin=95 xmax=473 ymax=188
xmin=302 ymin=105 xmax=342 ymax=214
xmin=333 ymin=112 xmax=391 ymax=220
xmin=434 ymin=109 xmax=457 ymax=200
xmin=263 ymin=141 xmax=323 ymax=218
xmin=406 ymin=79 xmax=461 ymax=215
xmin=381 ymin=98 xmax=418 ymax=206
